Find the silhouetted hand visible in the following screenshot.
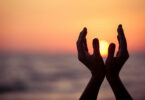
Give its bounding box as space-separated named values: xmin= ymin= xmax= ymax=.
xmin=106 ymin=24 xmax=129 ymax=77
xmin=77 ymin=28 xmax=105 ymax=100
xmin=105 ymin=24 xmax=132 ymax=100
xmin=77 ymin=27 xmax=105 ymax=77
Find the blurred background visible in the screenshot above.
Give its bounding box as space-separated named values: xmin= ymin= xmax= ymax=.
xmin=0 ymin=0 xmax=145 ymax=100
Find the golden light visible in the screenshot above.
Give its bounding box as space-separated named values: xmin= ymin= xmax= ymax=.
xmin=100 ymin=40 xmax=109 ymax=57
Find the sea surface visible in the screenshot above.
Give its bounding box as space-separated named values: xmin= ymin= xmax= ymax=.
xmin=0 ymin=52 xmax=145 ymax=100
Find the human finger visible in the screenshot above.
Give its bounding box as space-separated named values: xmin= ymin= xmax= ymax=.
xmin=93 ymin=38 xmax=100 ymax=56
xmin=107 ymin=43 xmax=115 ymax=59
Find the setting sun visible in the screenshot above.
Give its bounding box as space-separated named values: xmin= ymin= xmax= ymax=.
xmin=100 ymin=40 xmax=109 ymax=57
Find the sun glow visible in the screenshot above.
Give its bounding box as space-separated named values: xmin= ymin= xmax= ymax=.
xmin=100 ymin=40 xmax=109 ymax=57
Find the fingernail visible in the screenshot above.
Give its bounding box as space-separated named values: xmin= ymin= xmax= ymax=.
xmin=119 ymin=24 xmax=122 ymax=28
xmin=83 ymin=27 xmax=87 ymax=31
xmin=93 ymin=38 xmax=99 ymax=45
xmin=110 ymin=43 xmax=115 ymax=49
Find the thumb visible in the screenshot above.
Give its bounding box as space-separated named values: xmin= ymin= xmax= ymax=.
xmin=107 ymin=43 xmax=115 ymax=59
xmin=93 ymin=38 xmax=100 ymax=56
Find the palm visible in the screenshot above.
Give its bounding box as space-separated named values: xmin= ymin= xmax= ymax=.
xmin=77 ymin=28 xmax=105 ymax=76
xmin=106 ymin=25 xmax=129 ymax=76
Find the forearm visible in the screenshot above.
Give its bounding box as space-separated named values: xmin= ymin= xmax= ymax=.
xmin=106 ymin=75 xmax=132 ymax=100
xmin=80 ymin=73 xmax=105 ymax=100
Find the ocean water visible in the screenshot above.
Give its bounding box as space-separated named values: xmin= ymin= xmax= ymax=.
xmin=0 ymin=52 xmax=145 ymax=100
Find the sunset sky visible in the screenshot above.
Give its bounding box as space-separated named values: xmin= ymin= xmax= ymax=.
xmin=0 ymin=0 xmax=145 ymax=54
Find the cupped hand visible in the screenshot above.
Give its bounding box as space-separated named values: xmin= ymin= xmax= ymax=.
xmin=105 ymin=24 xmax=129 ymax=78
xmin=77 ymin=27 xmax=105 ymax=77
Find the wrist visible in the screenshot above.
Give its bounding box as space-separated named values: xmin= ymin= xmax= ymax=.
xmin=91 ymin=71 xmax=105 ymax=81
xmin=91 ymin=68 xmax=106 ymax=78
xmin=106 ymin=73 xmax=120 ymax=81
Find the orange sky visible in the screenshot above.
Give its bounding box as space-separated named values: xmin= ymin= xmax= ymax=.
xmin=0 ymin=0 xmax=145 ymax=54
